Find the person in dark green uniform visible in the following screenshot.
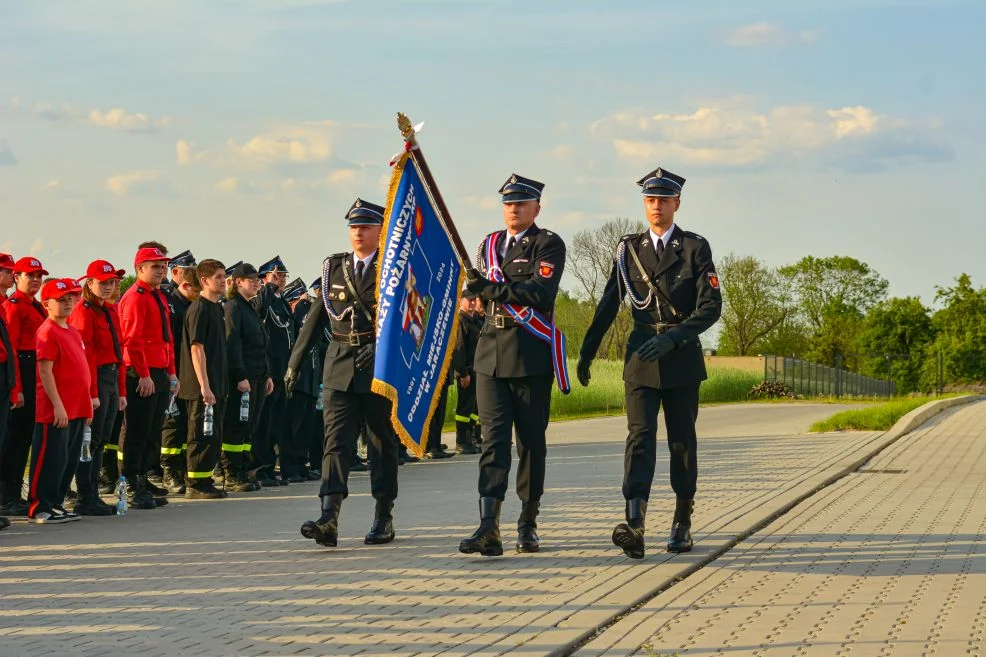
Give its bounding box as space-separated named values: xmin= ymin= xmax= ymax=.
xmin=577 ymin=167 xmax=722 ymax=558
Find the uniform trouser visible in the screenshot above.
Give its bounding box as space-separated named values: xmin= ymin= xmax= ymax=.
xmin=475 ymin=372 xmax=552 ymax=503
xmin=28 ymin=419 xmax=85 ymax=517
xmin=287 ymin=392 xmax=317 ymax=475
xmin=121 ymin=368 xmax=170 ymax=478
xmin=160 ymin=398 xmax=188 ymax=470
xmin=222 ymin=380 xmax=267 ymax=473
xmin=75 ymin=364 xmax=120 ymax=499
xmin=623 ymin=382 xmax=700 ymax=502
xmin=186 ymin=398 xmax=225 ymax=486
xmin=102 ymin=408 xmax=125 ymax=476
xmin=309 ymin=407 xmax=324 ymax=470
xmin=454 ymin=376 xmax=479 ymax=443
xmin=254 ymin=379 xmax=286 ymax=478
xmin=0 ymin=377 xmax=10 ymax=471
xmin=0 ymin=351 xmax=36 ymax=505
xmin=320 ymin=387 xmax=399 ymax=502
xmin=426 ymin=378 xmax=450 ymax=454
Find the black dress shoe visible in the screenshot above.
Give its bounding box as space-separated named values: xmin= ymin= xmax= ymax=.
xmin=459 ymin=497 xmax=503 ymax=557
xmin=286 ymin=474 xmax=305 ymax=483
xmin=613 ymin=498 xmax=647 ymax=559
xmin=307 ymin=470 xmax=322 ymax=480
xmin=424 ymin=449 xmax=453 ymax=460
xmin=364 ymin=501 xmax=395 ymax=545
xmin=301 ymin=494 xmax=343 ymax=547
xmin=73 ymin=498 xmax=115 ymax=516
xmin=455 ymin=442 xmax=480 ymax=455
xmin=667 ymin=498 xmax=694 ymax=553
xmin=350 ymin=458 xmax=368 ymax=472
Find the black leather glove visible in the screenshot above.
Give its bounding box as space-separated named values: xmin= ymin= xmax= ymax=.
xmin=354 ymin=343 xmax=375 ymax=370
xmin=465 ymin=268 xmax=491 ymax=294
xmin=283 ymin=367 xmax=298 ymax=399
xmin=576 ymin=356 xmax=592 ymax=387
xmin=637 ymin=334 xmax=676 ymax=362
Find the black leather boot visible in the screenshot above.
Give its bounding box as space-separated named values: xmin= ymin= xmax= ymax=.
xmin=301 ymin=494 xmax=343 ymax=547
xmin=364 ymin=500 xmax=396 ymax=545
xmin=516 ymin=502 xmax=540 ymax=553
xmin=162 ymin=466 xmax=186 ymax=494
xmin=613 ymin=498 xmax=647 ymax=559
xmin=127 ymin=475 xmax=157 ymax=510
xmin=667 ymin=498 xmax=694 ymax=553
xmin=455 ymin=424 xmax=480 ymax=454
xmin=459 ymin=497 xmax=503 ymax=556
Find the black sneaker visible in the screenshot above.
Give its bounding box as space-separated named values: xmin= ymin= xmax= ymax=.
xmin=32 ymin=510 xmax=70 ymax=524
xmin=52 ymin=506 xmax=81 ymax=522
xmin=0 ymin=500 xmax=29 ymax=517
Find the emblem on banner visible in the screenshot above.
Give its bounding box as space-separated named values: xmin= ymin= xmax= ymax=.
xmin=401 ymin=265 xmax=432 ymax=351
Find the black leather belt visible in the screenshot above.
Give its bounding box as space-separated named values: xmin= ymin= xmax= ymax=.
xmin=332 ymin=331 xmax=375 ymax=346
xmin=98 ymin=363 xmax=119 ymax=372
xmin=634 ymin=322 xmax=679 ymax=334
xmin=487 ymin=314 xmax=519 ymax=329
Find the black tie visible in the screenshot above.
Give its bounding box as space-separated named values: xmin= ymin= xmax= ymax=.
xmin=506 ymin=236 xmax=516 ymax=256
xmin=97 ymin=304 xmax=124 ymax=362
xmin=656 ymin=238 xmax=665 ymax=261
xmin=150 ymin=290 xmax=172 ymax=343
xmin=355 ymin=260 xmax=365 ymax=280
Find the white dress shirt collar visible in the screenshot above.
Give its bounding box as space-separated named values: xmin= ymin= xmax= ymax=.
xmin=649 ymin=224 xmax=676 ymax=251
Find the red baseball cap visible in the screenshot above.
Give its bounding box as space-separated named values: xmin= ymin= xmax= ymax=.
xmin=41 ymin=278 xmax=83 ymax=302
xmin=13 ymin=256 xmax=49 ymax=275
xmin=0 ymin=253 xmax=14 ymax=269
xmin=86 ymin=259 xmax=126 ymax=281
xmin=134 ymin=247 xmax=169 ymax=266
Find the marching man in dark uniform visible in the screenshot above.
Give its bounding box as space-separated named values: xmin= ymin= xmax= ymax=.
xmin=285 ymin=198 xmax=401 ymax=548
xmin=577 ymin=167 xmax=722 ymax=558
xmin=459 ymin=174 xmax=567 ymax=557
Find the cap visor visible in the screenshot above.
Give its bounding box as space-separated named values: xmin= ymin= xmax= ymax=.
xmin=501 ymin=193 xmax=538 ymax=204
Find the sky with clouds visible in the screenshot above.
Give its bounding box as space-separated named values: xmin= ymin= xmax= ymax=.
xmin=1 ymin=0 xmax=984 ymax=306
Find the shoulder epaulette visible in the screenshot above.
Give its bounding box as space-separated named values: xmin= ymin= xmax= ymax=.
xmin=681 ymin=230 xmax=705 ymax=241
xmin=136 ymin=286 xmax=145 ymax=294
xmin=7 ymin=297 xmax=17 ymax=304
xmin=83 ymin=301 xmax=92 ymax=309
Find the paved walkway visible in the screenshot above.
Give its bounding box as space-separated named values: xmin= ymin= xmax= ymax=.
xmin=0 ymin=401 xmax=978 ymax=656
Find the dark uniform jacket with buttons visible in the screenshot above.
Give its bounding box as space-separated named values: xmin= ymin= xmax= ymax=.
xmin=289 ymin=252 xmax=378 ymax=394
xmin=473 ymin=223 xmax=566 ymax=379
xmin=291 ymin=298 xmax=321 ymax=399
xmin=258 ymin=283 xmax=295 ymax=381
xmin=580 ymin=225 xmax=722 ymax=389
xmin=224 ymin=294 xmax=271 ymax=384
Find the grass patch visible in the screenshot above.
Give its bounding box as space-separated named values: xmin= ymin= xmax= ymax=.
xmin=441 ymin=359 xmax=762 ymax=428
xmin=808 ymin=395 xmax=957 ymax=432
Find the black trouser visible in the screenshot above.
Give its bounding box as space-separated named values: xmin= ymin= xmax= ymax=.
xmin=28 ymin=419 xmax=85 ymax=517
xmin=0 ymin=351 xmax=36 ymax=505
xmin=309 ymin=403 xmax=324 ymax=470
xmin=102 ymin=407 xmax=125 ymax=477
xmin=426 ymin=377 xmax=450 ymax=454
xmin=455 ymin=374 xmax=479 ymax=443
xmin=623 ymin=382 xmax=700 ymax=502
xmin=160 ymin=398 xmax=188 ymax=471
xmin=121 ymin=368 xmax=170 ymax=479
xmin=0 ymin=377 xmax=10 ymax=469
xmin=320 ymin=387 xmax=399 ymax=502
xmin=186 ymin=398 xmax=225 ymax=487
xmin=75 ymin=364 xmax=120 ymax=499
xmin=222 ymin=379 xmax=267 ymax=474
xmin=475 ymin=372 xmax=552 ymax=503
xmin=287 ymin=392 xmax=317 ymax=476
xmin=254 ymin=379 xmax=286 ymax=478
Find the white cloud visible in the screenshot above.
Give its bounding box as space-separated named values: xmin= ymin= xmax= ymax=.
xmin=724 ymin=22 xmax=818 ymax=47
xmin=0 ymin=138 xmax=16 ymax=166
xmin=33 ymin=101 xmax=78 ymax=120
xmin=41 ymin=179 xmax=61 ymax=191
xmin=326 ymin=169 xmax=358 ymax=184
xmin=591 ymin=99 xmax=952 ymax=171
xmin=176 ymin=139 xmax=207 ymax=165
xmin=29 ymin=239 xmax=44 ymax=256
xmin=215 ymin=176 xmax=240 ymax=193
xmin=90 ymin=108 xmax=172 ymax=132
xmin=227 ymin=124 xmax=333 ymax=166
xmin=105 ymin=171 xmax=174 ymax=197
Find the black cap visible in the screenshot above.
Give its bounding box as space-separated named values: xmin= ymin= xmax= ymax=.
xmin=637 ymin=167 xmax=685 ymax=197
xmin=498 ymin=173 xmax=544 ymax=204
xmin=230 ymin=262 xmax=259 ymax=280
xmin=168 ymin=250 xmax=196 ymax=269
xmin=282 ymin=277 xmax=307 ymax=302
xmin=309 ymin=277 xmax=322 ymax=291
xmin=258 ymin=255 xmax=288 ymax=275
xmin=224 ymin=261 xmax=242 ymax=277
xmin=346 ymin=198 xmax=385 ymax=226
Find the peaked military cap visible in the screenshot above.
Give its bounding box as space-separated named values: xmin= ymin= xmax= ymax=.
xmin=168 ymin=250 xmax=197 ymax=269
xmin=309 ymin=277 xmax=322 ymax=292
xmin=499 ymin=173 xmax=544 ymax=204
xmin=637 ymin=167 xmax=685 ymax=197
xmin=282 ymin=277 xmax=307 ymax=302
xmin=346 ymin=198 xmax=385 ymax=226
xmin=224 ymin=261 xmax=243 ymax=278
xmin=258 ymin=255 xmax=288 ymax=275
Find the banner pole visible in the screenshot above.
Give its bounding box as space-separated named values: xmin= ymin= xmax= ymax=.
xmin=397 ymin=112 xmax=473 ymax=269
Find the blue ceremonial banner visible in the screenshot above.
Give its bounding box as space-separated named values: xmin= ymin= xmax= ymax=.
xmin=372 ymin=150 xmax=464 ymax=457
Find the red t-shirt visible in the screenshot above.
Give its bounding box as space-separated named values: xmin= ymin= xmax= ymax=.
xmin=35 ymin=320 xmax=93 ymax=423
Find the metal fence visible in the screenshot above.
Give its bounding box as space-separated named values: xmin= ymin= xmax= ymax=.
xmin=763 ymin=354 xmax=896 ymax=398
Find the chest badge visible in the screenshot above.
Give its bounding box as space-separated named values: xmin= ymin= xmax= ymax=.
xmin=338 ymin=291 xmax=347 ymax=301
xmin=671 ymin=239 xmax=680 ymax=248
xmin=538 ymin=261 xmax=555 ymax=278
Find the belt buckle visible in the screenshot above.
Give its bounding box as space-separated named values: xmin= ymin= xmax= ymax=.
xmin=493 ymin=315 xmax=506 ymax=329
xmin=348 ymin=333 xmax=360 ymax=346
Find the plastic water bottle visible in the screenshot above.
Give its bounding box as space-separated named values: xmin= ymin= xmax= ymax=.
xmin=80 ymin=425 xmax=92 ymax=462
xmin=115 ymin=476 xmax=128 ymax=516
xmin=204 ymin=404 xmax=214 ymax=436
xmin=315 ymin=384 xmax=324 ymax=411
xmin=239 ymin=391 xmax=250 ymax=421
xmin=166 ymin=379 xmax=179 ymax=417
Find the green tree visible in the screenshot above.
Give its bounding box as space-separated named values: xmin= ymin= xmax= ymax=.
xmin=716 ymin=253 xmax=792 ymax=355
xmin=855 ymin=297 xmax=934 ymax=393
xmin=779 ymin=255 xmax=889 ymax=329
xmin=924 ymin=274 xmax=986 ymax=386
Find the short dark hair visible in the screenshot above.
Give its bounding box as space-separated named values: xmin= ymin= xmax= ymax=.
xmin=196 ymin=259 xmax=225 ymax=281
xmin=138 ymin=241 xmax=169 ymax=255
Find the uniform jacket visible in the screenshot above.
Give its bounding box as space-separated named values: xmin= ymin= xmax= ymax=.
xmin=167 ymin=287 xmax=192 ymax=376
xmin=451 ymin=310 xmax=482 ymax=378
xmin=288 ymin=252 xmax=378 ymax=394
xmin=2 ymin=290 xmax=46 ymax=400
xmin=580 ymin=225 xmax=722 ymax=389
xmin=0 ymin=313 xmax=15 ymax=391
xmin=118 ymin=279 xmax=176 ymax=378
xmin=291 ymin=298 xmax=321 ymax=399
xmin=258 ymin=283 xmax=295 ymax=380
xmin=67 ymin=300 xmax=126 ymax=399
xmin=225 ymin=293 xmax=270 ymax=384
xmin=473 ymin=223 xmax=566 ymax=378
